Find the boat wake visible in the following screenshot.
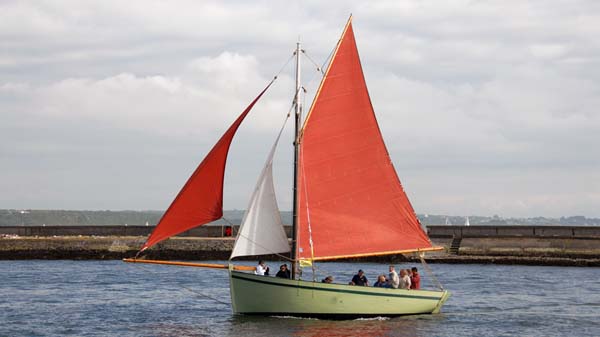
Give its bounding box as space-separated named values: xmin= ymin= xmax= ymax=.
xmin=353 ymin=317 xmax=390 ymax=321
xmin=269 ymin=315 xmax=320 ymax=320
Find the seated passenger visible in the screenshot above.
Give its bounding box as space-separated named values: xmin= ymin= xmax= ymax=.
xmin=350 ymin=269 xmax=369 ymax=286
xmin=321 ymin=276 xmax=334 ymax=283
xmin=275 ymin=264 xmax=291 ymax=279
xmin=254 ymin=260 xmax=269 ymax=276
xmin=373 ymin=274 xmax=389 ymax=288
xmin=410 ymin=267 xmax=421 ymax=289
xmin=398 ymin=269 xmax=412 ymax=289
xmin=388 ymin=265 xmax=399 ymax=289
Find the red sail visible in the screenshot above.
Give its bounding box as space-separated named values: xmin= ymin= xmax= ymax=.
xmin=141 ymin=83 xmax=272 ymax=251
xmin=296 ymin=20 xmax=434 ymax=261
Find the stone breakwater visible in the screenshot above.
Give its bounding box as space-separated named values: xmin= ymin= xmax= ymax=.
xmin=1 ymin=236 xmax=599 ymax=266
xmin=0 ymin=237 xmax=236 ymax=260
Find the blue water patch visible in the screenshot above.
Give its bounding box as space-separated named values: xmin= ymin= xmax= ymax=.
xmin=0 ymin=261 xmax=598 ymax=336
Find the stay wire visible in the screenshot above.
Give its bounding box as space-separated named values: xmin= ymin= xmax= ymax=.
xmin=273 ymin=52 xmax=296 ymax=80
xmin=419 ymin=252 xmax=444 ymax=290
xmin=301 ymin=50 xmax=325 ymax=75
xmin=128 ymin=258 xmax=231 ymax=306
xmin=296 ymin=47 xmax=334 ymax=121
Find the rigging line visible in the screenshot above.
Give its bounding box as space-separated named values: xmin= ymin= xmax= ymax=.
xmin=297 ymin=51 xmax=328 ymax=114
xmin=301 ymin=68 xmax=321 ymax=104
xmin=299 ymin=140 xmax=317 ymax=281
xmin=128 ymin=258 xmax=231 ymax=306
xmin=301 ymin=50 xmax=325 ymax=74
xmin=177 ymin=283 xmax=231 ymax=306
xmin=419 ymin=252 xmax=444 ymax=291
xmin=273 ymin=52 xmax=296 ymax=80
xmin=234 ymin=232 xmax=294 ymax=262
xmin=304 ymin=39 xmax=337 ymax=81
xmin=221 ymin=216 xmax=236 ymax=227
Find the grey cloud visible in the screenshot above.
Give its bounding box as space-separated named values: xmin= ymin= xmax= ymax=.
xmin=1 ymin=1 xmax=599 ymax=217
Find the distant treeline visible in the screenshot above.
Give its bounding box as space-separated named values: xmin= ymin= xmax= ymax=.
xmin=0 ymin=209 xmax=598 ymax=226
xmin=418 ymin=214 xmax=600 ymax=226
xmin=0 ymin=209 xmax=254 ymax=226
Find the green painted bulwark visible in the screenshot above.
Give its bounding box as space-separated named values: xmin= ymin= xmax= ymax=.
xmin=229 ymin=270 xmax=449 ymax=317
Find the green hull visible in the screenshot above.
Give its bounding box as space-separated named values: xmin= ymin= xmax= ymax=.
xmin=229 ymin=270 xmax=450 ymax=318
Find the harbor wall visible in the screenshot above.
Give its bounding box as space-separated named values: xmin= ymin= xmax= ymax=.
xmin=427 ymin=225 xmax=600 ymax=238
xmin=1 ymin=225 xmax=599 ymax=265
xmin=3 ymin=224 xmax=600 ymax=238
xmin=0 ymin=225 xmax=294 ymax=238
xmin=427 ymin=225 xmax=600 ymax=259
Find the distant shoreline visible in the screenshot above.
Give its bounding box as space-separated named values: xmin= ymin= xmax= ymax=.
xmin=1 ymin=236 xmax=598 ymax=267
xmin=2 ymin=209 xmax=599 ymax=227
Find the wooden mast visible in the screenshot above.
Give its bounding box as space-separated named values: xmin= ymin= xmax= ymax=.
xmin=291 ymin=41 xmax=302 ymax=279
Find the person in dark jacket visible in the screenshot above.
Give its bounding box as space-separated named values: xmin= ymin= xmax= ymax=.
xmin=275 ymin=264 xmax=291 ymax=279
xmin=350 ymin=269 xmax=369 ymax=286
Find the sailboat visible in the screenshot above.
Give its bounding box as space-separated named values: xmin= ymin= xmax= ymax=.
xmin=464 ymin=217 xmax=471 ymax=226
xmin=125 ymin=16 xmax=450 ymax=317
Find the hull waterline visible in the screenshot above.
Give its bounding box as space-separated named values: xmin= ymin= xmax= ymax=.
xmin=229 ymin=270 xmax=450 ymax=318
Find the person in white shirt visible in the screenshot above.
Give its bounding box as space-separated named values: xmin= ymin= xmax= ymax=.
xmin=255 ymin=260 xmax=269 ymax=276
xmin=399 ymin=269 xmax=412 ymax=289
xmin=387 ymin=265 xmax=400 ymax=289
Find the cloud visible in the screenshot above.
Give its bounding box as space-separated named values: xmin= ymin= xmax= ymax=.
xmin=0 ymin=0 xmax=599 ymax=217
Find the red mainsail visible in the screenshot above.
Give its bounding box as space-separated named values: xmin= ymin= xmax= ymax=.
xmin=141 ymin=83 xmax=272 ymax=251
xmin=296 ymin=20 xmax=436 ymax=261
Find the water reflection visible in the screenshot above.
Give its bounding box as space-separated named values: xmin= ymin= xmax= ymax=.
xmin=292 ymin=318 xmax=398 ymax=337
xmin=225 ymin=314 xmax=445 ymax=337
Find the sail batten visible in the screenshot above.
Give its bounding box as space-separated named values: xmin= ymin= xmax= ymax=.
xmin=140 ymin=82 xmax=273 ymax=251
xmin=297 ymin=21 xmax=433 ymax=260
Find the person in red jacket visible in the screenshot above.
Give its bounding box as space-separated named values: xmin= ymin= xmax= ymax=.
xmin=410 ymin=267 xmax=421 ymax=290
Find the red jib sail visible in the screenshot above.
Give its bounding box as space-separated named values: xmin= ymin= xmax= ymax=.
xmin=297 ymin=20 xmax=436 ymax=261
xmin=141 ymin=83 xmax=273 ymax=251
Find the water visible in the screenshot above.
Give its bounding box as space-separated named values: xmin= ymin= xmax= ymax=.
xmin=1 ymin=261 xmax=599 ymax=336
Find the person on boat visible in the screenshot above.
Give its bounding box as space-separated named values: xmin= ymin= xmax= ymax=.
xmin=410 ymin=267 xmax=421 ymax=290
xmin=388 ymin=265 xmax=400 ymax=289
xmin=321 ymin=276 xmax=334 ymax=283
xmin=373 ymin=275 xmax=389 ymax=288
xmin=398 ymin=269 xmax=412 ymax=289
xmin=255 ymin=260 xmax=269 ymax=276
xmin=275 ymin=264 xmax=291 ymax=279
xmin=350 ymin=269 xmax=369 ymax=286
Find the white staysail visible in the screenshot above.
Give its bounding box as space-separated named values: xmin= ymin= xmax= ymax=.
xmin=464 ymin=217 xmax=470 ymax=226
xmin=230 ymin=123 xmax=290 ymax=259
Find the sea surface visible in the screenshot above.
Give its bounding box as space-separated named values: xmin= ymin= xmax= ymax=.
xmin=1 ymin=261 xmax=599 ymax=337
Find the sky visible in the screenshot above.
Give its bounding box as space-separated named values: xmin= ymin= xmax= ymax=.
xmin=1 ymin=1 xmax=599 ymax=218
